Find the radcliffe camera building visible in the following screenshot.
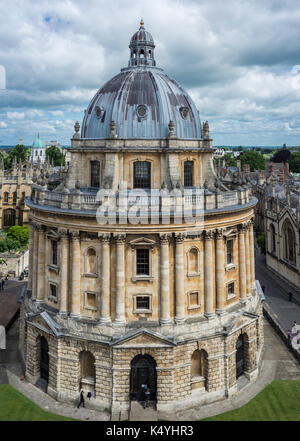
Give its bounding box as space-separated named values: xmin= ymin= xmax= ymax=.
xmin=20 ymin=21 xmax=264 ymax=417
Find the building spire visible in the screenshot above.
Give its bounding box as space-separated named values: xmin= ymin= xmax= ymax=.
xmin=128 ymin=19 xmax=156 ymax=67
xmin=140 ymin=18 xmax=144 ymax=27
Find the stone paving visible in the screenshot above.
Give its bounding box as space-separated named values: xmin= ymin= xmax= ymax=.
xmin=0 ymin=279 xmax=25 ymax=328
xmin=1 ymin=316 xmax=300 ymax=421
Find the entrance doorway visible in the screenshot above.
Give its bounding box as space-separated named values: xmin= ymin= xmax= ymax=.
xmin=236 ymin=335 xmax=244 ymax=379
xmin=40 ymin=337 xmax=49 ymax=383
xmin=130 ymin=354 xmax=157 ymax=404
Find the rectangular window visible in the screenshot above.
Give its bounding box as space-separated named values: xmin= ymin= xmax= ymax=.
xmin=52 ymin=240 xmax=58 ymax=266
xmin=91 ymin=161 xmax=100 ymax=187
xmin=226 ymin=240 xmax=233 ymax=265
xmin=184 ymin=161 xmax=193 ymax=187
xmin=136 ymin=296 xmax=150 ymax=310
xmin=227 ymin=282 xmax=235 ymax=298
xmin=85 ymin=292 xmax=97 ymax=310
xmin=133 ymin=161 xmax=151 ymax=189
xmin=136 ymin=248 xmax=150 ymax=275
xmin=50 ymin=283 xmax=57 ymax=299
xmin=187 ymin=291 xmax=201 ymax=309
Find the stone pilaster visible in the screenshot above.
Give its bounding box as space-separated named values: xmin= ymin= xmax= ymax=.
xmin=249 ymin=220 xmax=255 ymax=286
xmin=245 ymin=223 xmax=251 ymax=296
xmin=175 ymin=233 xmax=185 ymax=324
xmin=27 ymin=222 xmax=34 ymax=291
xmin=36 ymin=224 xmax=45 ymax=302
xmin=70 ymin=230 xmax=81 ymax=317
xmin=59 ymin=229 xmax=69 ymax=315
xmin=31 ymin=222 xmax=39 ymax=300
xmin=160 ymin=234 xmax=171 ymax=325
xmin=204 ymin=230 xmax=216 ymax=317
xmin=99 ymin=233 xmax=111 ymax=324
xmin=215 ymin=229 xmax=226 ymax=314
xmin=238 ymin=224 xmax=247 ymax=301
xmin=114 ymin=234 xmax=126 ymax=324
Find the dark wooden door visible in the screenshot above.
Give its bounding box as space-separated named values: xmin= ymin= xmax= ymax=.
xmin=40 ymin=337 xmax=49 ymax=382
xmin=130 ymin=355 xmax=157 ymax=402
xmin=236 ymin=335 xmax=244 ymax=379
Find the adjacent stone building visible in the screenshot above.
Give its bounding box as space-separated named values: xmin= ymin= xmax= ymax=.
xmin=20 ymin=21 xmax=264 ymax=417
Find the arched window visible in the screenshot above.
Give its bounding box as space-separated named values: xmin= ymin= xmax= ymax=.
xmin=13 ymin=192 xmax=17 ymax=205
xmin=4 ymin=192 xmax=8 ymax=204
xmin=283 ymin=221 xmax=296 ymax=263
xmin=140 ymin=49 xmax=145 ymax=58
xmin=90 ymin=161 xmax=100 ymax=188
xmin=187 ymin=247 xmax=199 ymax=275
xmin=184 ymin=161 xmax=193 ymax=187
xmin=191 ymin=349 xmax=208 ymax=390
xmin=270 ymin=224 xmax=276 ymax=253
xmin=86 ymin=248 xmax=97 ymax=274
xmin=133 ymin=161 xmax=151 ymax=189
xmin=3 ymin=209 xmax=15 ymax=228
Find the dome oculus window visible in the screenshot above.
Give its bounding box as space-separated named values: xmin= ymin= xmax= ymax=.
xmin=95 ymin=106 xmax=105 ymax=121
xmin=180 ymin=107 xmax=189 ymax=119
xmin=136 ymin=104 xmax=148 ymax=119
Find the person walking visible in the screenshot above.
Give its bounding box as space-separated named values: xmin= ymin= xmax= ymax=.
xmin=77 ymin=390 xmax=85 ymax=408
xmin=2 ymin=279 xmax=5 ymax=290
xmin=288 ymin=292 xmax=293 ymax=302
xmin=292 ymin=321 xmax=297 ymax=335
xmin=0 ymin=278 xmax=2 ymax=291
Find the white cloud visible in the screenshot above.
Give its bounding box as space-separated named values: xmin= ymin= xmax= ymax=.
xmin=0 ymin=0 xmax=300 ymax=145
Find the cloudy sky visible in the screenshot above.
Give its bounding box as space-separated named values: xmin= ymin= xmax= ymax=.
xmin=1 ymin=0 xmax=300 ymax=146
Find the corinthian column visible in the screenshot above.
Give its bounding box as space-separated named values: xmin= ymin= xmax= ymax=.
xmin=249 ymin=220 xmax=255 ymax=286
xmin=70 ymin=230 xmax=81 ymax=317
xmin=59 ymin=229 xmax=69 ymax=315
xmin=160 ymin=234 xmax=171 ymax=325
xmin=245 ymin=222 xmax=251 ymax=296
xmin=27 ymin=222 xmax=34 ymax=291
xmin=175 ymin=233 xmax=185 ymax=324
xmin=238 ymin=224 xmax=247 ymax=302
xmin=114 ymin=234 xmax=126 ymax=324
xmin=215 ymin=229 xmax=226 ymax=314
xmin=31 ymin=222 xmax=39 ymax=300
xmin=36 ymin=224 xmax=45 ymax=302
xmin=100 ymin=233 xmax=111 ymax=324
xmin=204 ymin=230 xmax=215 ymax=317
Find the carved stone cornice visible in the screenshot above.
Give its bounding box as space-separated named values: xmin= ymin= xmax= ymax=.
xmin=238 ymin=223 xmax=248 ymax=232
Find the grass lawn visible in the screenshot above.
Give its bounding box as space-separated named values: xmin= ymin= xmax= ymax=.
xmin=0 ymin=384 xmax=77 ymax=421
xmin=202 ymin=380 xmax=300 ymax=421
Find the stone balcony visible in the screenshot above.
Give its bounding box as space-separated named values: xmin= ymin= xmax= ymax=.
xmin=27 ymin=184 xmax=255 ymax=218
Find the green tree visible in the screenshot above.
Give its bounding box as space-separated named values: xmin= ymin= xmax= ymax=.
xmin=45 ymin=145 xmax=65 ymax=166
xmin=0 ymin=237 xmax=22 ymax=252
xmin=288 ymin=152 xmax=300 ymax=173
xmin=239 ymin=151 xmax=266 ymax=171
xmin=3 ymin=144 xmax=30 ymax=169
xmin=257 ymin=232 xmax=266 ymax=254
xmin=222 ymin=153 xmax=237 ymax=167
xmin=7 ymin=226 xmax=29 ymax=248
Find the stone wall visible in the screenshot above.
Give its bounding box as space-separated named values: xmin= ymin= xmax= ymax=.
xmin=0 ymin=250 xmax=29 ymax=277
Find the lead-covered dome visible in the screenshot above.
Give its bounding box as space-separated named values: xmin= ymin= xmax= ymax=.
xmin=81 ymin=21 xmax=202 ymax=140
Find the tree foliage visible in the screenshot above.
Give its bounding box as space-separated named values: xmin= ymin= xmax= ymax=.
xmin=6 ymin=226 xmax=29 ymax=248
xmin=239 ymin=151 xmax=266 ymax=171
xmin=45 ymin=145 xmax=65 ymax=166
xmin=222 ymin=153 xmax=237 ymax=167
xmin=289 ymin=152 xmax=300 ymax=173
xmin=271 ymin=148 xmax=291 ymax=163
xmin=257 ymin=232 xmax=266 ymax=254
xmin=3 ymin=144 xmax=30 ymax=169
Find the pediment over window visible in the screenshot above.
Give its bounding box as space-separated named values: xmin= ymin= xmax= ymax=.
xmin=129 ymin=237 xmax=157 ymax=248
xmin=28 ymin=311 xmax=63 ymax=337
xmin=46 ymin=229 xmax=60 ymax=240
xmin=110 ymin=328 xmax=176 ymax=348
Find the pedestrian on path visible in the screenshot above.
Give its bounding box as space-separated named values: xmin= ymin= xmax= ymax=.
xmin=0 ymin=278 xmax=2 ymax=291
xmin=77 ymin=390 xmax=85 ymax=408
xmin=261 ymin=285 xmax=265 ymax=293
xmin=287 ymin=331 xmax=291 ymax=345
xmin=288 ymin=292 xmax=293 ymax=302
xmin=292 ymin=321 xmax=297 ymax=335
